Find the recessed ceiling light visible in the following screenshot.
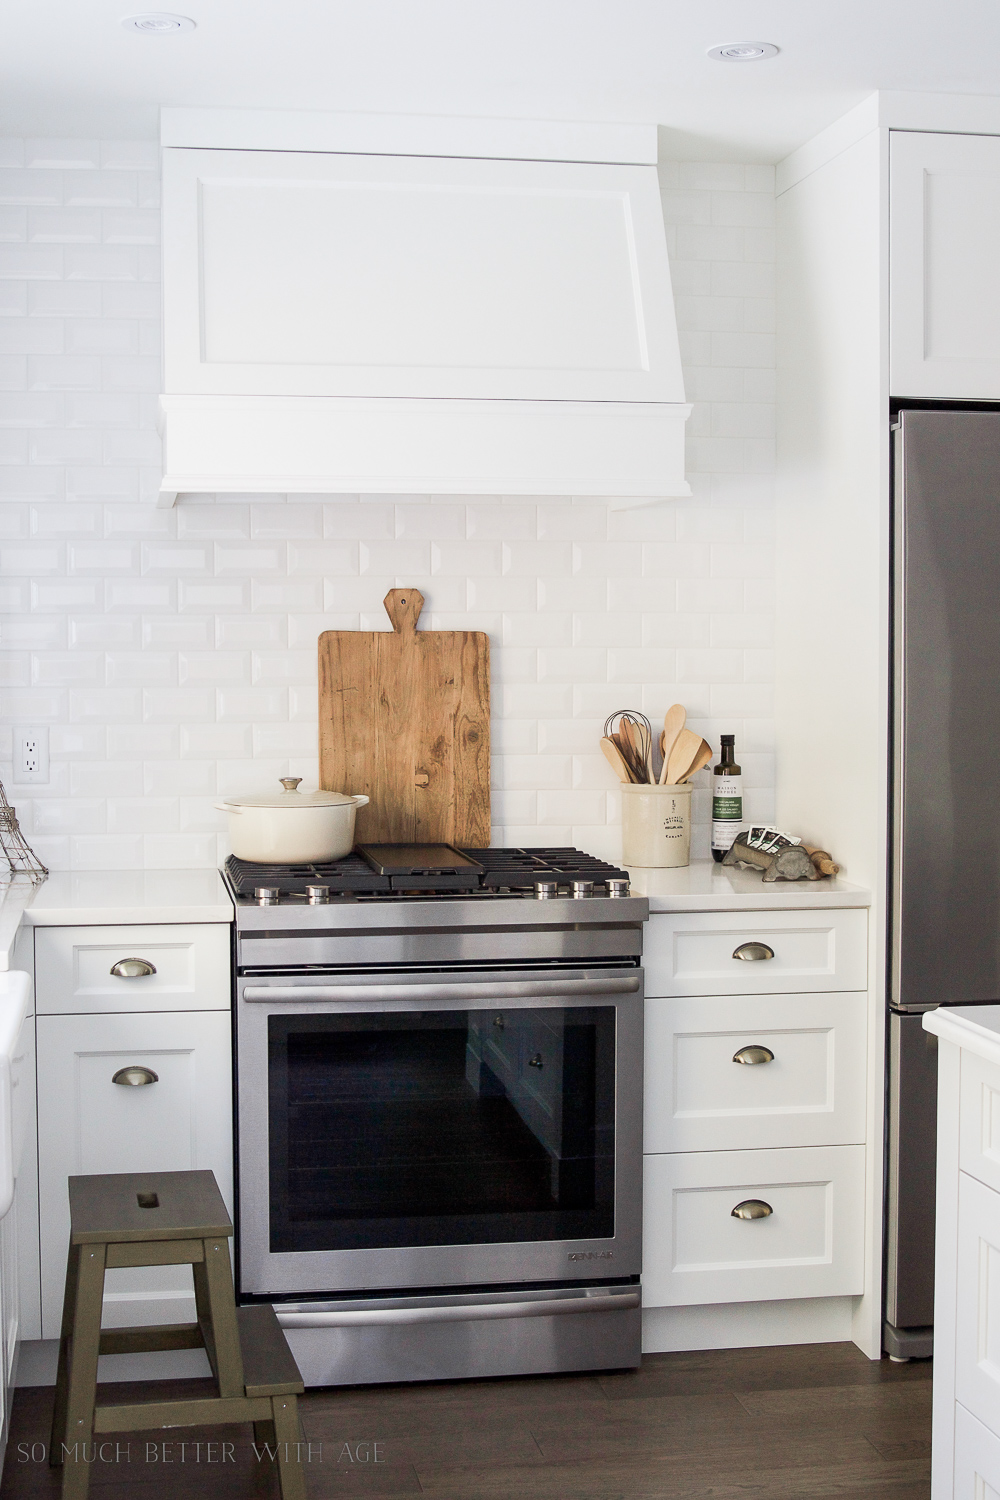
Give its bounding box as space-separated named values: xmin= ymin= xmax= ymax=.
xmin=121 ymin=13 xmax=196 ymax=32
xmin=707 ymin=41 xmax=779 ymax=61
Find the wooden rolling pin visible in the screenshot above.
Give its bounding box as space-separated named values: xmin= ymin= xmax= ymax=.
xmin=802 ymin=844 xmax=840 ymax=876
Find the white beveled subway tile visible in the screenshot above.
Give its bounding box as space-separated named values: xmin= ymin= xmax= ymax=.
xmin=64 ymin=246 xmax=137 ymax=281
xmin=220 ymin=615 xmax=287 ymax=648
xmin=538 ymin=791 xmax=605 ymax=826
xmin=144 ymin=760 xmax=215 ymax=797
xmin=683 ymin=365 xmax=744 ymax=404
xmin=740 ymin=717 xmax=776 ymax=753
xmin=0 ymin=651 xmax=28 ymax=686
xmin=736 ymin=751 xmax=775 ymax=789
xmin=108 ymin=723 xmax=179 ymax=759
xmin=70 ymin=615 xmax=139 ymax=648
xmin=574 ymin=752 xmax=620 ymax=791
xmin=676 ymin=294 xmax=743 ymax=334
xmin=641 ymin=541 xmax=711 ymax=578
xmin=32 ymin=651 xmax=101 ymax=685
xmin=744 ymin=439 xmax=776 ymax=474
xmin=677 ymin=162 xmax=746 ymax=193
xmin=744 ymin=788 xmax=776 ymax=825
xmin=468 ymin=577 xmax=535 ymax=612
xmin=323 ymin=502 xmax=394 ymax=540
xmin=0 ymin=319 xmax=62 ymax=356
xmin=503 ymin=754 xmax=571 ymax=790
xmin=70 ymin=834 xmax=144 ymax=871
xmin=466 ymin=503 xmax=536 ymax=540
xmin=503 ymin=612 xmax=570 ymax=648
xmin=0 ymin=391 xmax=64 ymax=426
xmin=32 ymin=798 xmax=104 ymax=835
xmin=502 ymin=540 xmax=572 ymax=577
xmin=502 ymin=683 xmax=573 ymax=718
xmin=710 ymin=331 xmax=774 ymax=370
xmin=538 ymin=718 xmax=602 ymax=754
xmin=711 ymin=403 xmax=775 ymax=440
xmin=252 ymin=650 xmax=316 ymax=685
xmin=108 ymin=797 xmax=178 ymax=835
xmin=360 ymin=540 xmax=429 ymax=575
xmin=490 ymin=754 xmax=504 ymax=790
xmin=536 ymin=503 xmax=606 ymax=542
xmin=101 ymin=356 xmax=159 ymax=393
xmin=71 ymin=760 xmax=142 ymax=797
xmin=69 ymin=686 xmax=141 ymax=722
xmin=425 ymin=610 xmax=502 ymax=635
xmin=101 ymin=282 xmax=159 ymax=319
xmin=251 ymin=503 xmax=323 ymax=539
xmin=640 ymin=613 xmax=710 ymax=647
xmin=179 ymin=650 xmax=249 ymax=684
xmin=103 ymin=209 xmax=159 ymax=244
xmin=101 ymin=141 xmax=158 ymax=171
xmin=323 ymin=577 xmax=392 ymax=612
xmin=106 ymin=651 xmax=175 ymax=685
xmin=644 ymin=681 xmax=709 ymax=718
xmin=669 ymin=259 xmax=712 ymax=297
xmin=28 ymin=283 xmax=96 ymax=318
xmin=216 ymin=687 xmax=288 ymax=722
xmin=744 ymin=648 xmax=774 ymax=683
xmin=674 ymin=506 xmax=716 ymax=543
xmin=143 ymin=686 xmax=214 ymax=723
xmin=1 ymin=616 xmax=64 ymax=649
xmin=711 ymin=541 xmax=774 ymax=579
xmin=136 ymin=245 xmax=159 ymax=282
xmin=537 ymin=576 xmax=604 ymax=611
xmin=178 ymin=797 xmax=225 ymax=834
xmin=254 ymin=579 xmax=324 ymax=612
xmin=288 ymin=686 xmax=319 ymax=723
xmin=0 ymin=168 xmax=59 ymax=206
xmin=538 ymin=647 xmax=606 ymax=683
xmin=176 ymin=504 xmax=250 ymax=540
xmin=490 ymin=791 xmax=537 ymax=825
xmin=32 ymin=579 xmax=99 ymax=612
xmin=677 ymin=648 xmax=744 ymax=684
xmin=710 ymin=614 xmax=773 ymax=648
xmin=51 ymin=724 xmax=106 ymax=759
xmin=491 ymin=719 xmax=537 ymax=755
xmin=66 ymin=392 xmax=137 ymax=428
xmin=252 ymin=723 xmax=318 ymax=758
xmin=137 ymin=172 xmax=159 ymax=210
xmin=0 ymin=541 xmax=61 ymax=574
xmin=31 ymin=501 xmax=100 ymax=535
xmin=608 ymin=647 xmax=677 ymax=684
xmin=106 ymin=579 xmax=175 ymax=613
xmin=27 ymin=354 xmax=99 ymax=390
xmin=24 ymin=139 xmax=98 ymax=169
xmin=711 ymin=190 xmax=774 ymax=229
xmin=68 ymin=540 xmax=136 ymax=573
xmin=431 ymin=541 xmax=502 ymax=576
xmin=180 ymin=723 xmax=251 ymax=760
xmin=742 ymin=507 xmax=775 ymax=545
xmin=572 ymin=825 xmax=619 ymax=862
xmin=606 ymin=506 xmax=678 ymax=543
xmin=573 ymin=613 xmax=642 ymax=648
xmin=217 ymin=758 xmax=284 ymax=795
xmin=67 ymin=321 xmax=137 ymax=357
xmin=140 ymin=542 xmax=209 ymax=574
xmin=142 ymin=834 xmax=217 ymax=870
xmin=399 ymin=577 xmax=464 ymax=612
xmin=676 ymin=222 xmax=744 ymax=263
xmin=143 ymin=616 xmax=210 ymax=649
xmin=395 ymin=503 xmax=465 ymax=539
xmin=180 ymin=580 xmax=250 ymax=614
xmin=66 ymin=466 xmax=138 ymax=500
xmin=215 ymin=541 xmax=285 ymax=574
xmin=0 ymin=356 xmax=28 ymax=390
xmin=572 ymin=682 xmax=642 ymax=718
xmin=491 ymin=648 xmax=536 ymax=685
xmin=710 ymin=682 xmax=773 ymax=716
xmin=28 ymin=207 xmax=100 ymax=244
xmin=0 ymin=502 xmax=29 ymax=538
xmin=573 ymin=541 xmax=641 ymax=578
xmin=0 ymin=246 xmax=62 ymax=278
xmin=288 ymin=542 xmax=357 ymax=576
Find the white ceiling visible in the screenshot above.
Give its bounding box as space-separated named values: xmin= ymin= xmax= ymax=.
xmin=5 ymin=0 xmax=1000 ymax=161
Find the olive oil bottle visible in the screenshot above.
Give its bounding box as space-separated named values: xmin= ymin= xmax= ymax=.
xmin=711 ymin=734 xmax=743 ymax=863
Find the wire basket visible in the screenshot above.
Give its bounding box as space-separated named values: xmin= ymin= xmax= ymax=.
xmin=0 ymin=780 xmax=47 ymax=882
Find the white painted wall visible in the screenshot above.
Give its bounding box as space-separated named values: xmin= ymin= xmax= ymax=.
xmin=0 ymin=143 xmax=777 ymax=871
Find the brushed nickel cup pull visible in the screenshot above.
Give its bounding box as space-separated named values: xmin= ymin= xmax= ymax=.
xmin=732 ymin=942 xmax=775 ymax=962
xmin=109 ymin=958 xmax=157 ymax=979
xmin=112 ymin=1066 xmax=159 ymax=1087
xmin=733 ymin=1045 xmax=775 ymax=1066
xmin=731 ymin=1199 xmax=773 ymax=1220
xmin=528 ymin=1053 xmax=544 ymax=1069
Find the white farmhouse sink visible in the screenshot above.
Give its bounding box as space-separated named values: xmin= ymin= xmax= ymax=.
xmin=0 ymin=972 xmax=30 ymax=1219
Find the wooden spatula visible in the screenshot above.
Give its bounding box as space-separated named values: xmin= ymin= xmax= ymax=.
xmin=601 ymin=736 xmax=635 ymax=783
xmin=658 ymin=704 xmax=687 ymax=785
xmin=665 ymin=727 xmax=703 ymax=786
xmin=677 ymin=738 xmax=713 ymax=783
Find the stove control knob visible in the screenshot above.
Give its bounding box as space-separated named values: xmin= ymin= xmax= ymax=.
xmin=607 ymin=878 xmax=630 ymax=898
xmin=534 ymin=880 xmax=559 ymax=900
xmin=571 ymin=880 xmax=594 ymax=899
xmin=255 ymin=887 xmax=280 ymax=905
xmin=306 ymin=885 xmax=331 ymax=903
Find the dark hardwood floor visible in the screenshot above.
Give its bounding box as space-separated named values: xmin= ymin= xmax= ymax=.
xmin=0 ymin=1342 xmax=932 ymax=1498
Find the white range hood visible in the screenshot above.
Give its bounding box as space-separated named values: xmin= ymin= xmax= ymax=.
xmin=157 ymin=110 xmax=691 ymax=507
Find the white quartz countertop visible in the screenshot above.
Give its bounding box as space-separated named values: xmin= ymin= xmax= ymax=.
xmin=627 ymin=860 xmax=871 ymax=911
xmin=18 ymin=869 xmax=234 ymax=929
xmin=924 ymin=1004 xmax=1000 ymax=1067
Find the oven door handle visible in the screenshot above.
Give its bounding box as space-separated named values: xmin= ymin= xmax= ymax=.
xmin=242 ymin=976 xmax=641 ymax=1003
xmin=276 ymin=1290 xmax=640 ymax=1328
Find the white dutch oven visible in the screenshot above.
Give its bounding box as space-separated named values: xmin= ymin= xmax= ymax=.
xmin=216 ymin=778 xmax=369 ymax=864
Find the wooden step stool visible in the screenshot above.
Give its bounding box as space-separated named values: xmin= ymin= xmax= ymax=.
xmin=50 ymin=1169 xmax=306 ymax=1500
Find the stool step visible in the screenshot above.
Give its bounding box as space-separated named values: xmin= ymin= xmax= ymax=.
xmin=238 ymin=1305 xmax=304 ymax=1398
xmin=69 ymin=1171 xmax=232 ymax=1245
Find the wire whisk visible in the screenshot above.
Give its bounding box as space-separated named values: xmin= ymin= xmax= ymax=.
xmin=604 ymin=710 xmax=653 ymax=784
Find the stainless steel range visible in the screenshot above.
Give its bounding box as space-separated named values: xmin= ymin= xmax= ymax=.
xmin=224 ymin=844 xmax=648 ymax=1387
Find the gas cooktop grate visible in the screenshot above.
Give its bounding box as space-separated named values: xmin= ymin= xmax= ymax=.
xmin=225 ymin=847 xmax=629 ymax=899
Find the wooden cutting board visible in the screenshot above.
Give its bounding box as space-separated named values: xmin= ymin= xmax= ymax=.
xmin=318 ymin=588 xmax=491 ymax=846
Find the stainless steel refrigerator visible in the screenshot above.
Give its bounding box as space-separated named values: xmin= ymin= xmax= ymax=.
xmin=887 ymin=407 xmax=1000 ymax=1358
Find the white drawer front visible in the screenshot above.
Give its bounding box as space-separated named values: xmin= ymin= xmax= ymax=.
xmin=644 ymin=992 xmax=867 ymax=1153
xmin=956 ymin=1171 xmax=1000 ymax=1439
xmin=642 ymin=1144 xmax=865 ymax=1307
xmin=955 ymin=1403 xmax=1000 ymax=1499
xmin=35 ymin=924 xmax=230 ymax=1014
xmin=644 ymin=909 xmax=868 ymax=998
xmin=960 ymin=1051 xmax=1000 ymax=1196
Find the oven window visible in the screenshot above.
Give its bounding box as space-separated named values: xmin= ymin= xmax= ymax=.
xmin=267 ymin=1007 xmax=615 ymax=1252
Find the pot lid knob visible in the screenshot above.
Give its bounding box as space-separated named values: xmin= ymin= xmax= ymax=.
xmin=279 ymin=777 xmax=302 ymax=792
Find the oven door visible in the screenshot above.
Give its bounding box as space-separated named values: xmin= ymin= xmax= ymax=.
xmin=236 ymin=966 xmax=642 ymax=1296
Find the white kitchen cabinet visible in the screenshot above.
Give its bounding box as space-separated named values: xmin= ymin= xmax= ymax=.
xmin=162 ymin=147 xmax=681 ymax=406
xmin=954 ymin=1404 xmax=1000 ymax=1499
xmin=642 ymin=1144 xmax=865 ymax=1308
xmin=643 ymin=908 xmax=867 ymax=999
xmin=644 ymin=991 xmax=867 ymax=1154
xmin=36 ymin=1008 xmax=233 ymax=1339
xmin=35 ymin=923 xmax=230 ymax=1015
xmin=890 ymin=131 xmax=1000 ymax=399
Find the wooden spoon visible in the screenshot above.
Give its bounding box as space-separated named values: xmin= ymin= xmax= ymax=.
xmin=665 ymin=727 xmax=703 ymax=786
xmin=615 ymin=722 xmax=645 ymax=783
xmin=601 ymin=736 xmax=635 ymax=783
xmin=677 ymin=738 xmax=714 ymax=783
xmin=658 ymin=704 xmax=687 ymax=785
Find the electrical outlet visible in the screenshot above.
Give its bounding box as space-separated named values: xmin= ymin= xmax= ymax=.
xmin=14 ymin=726 xmax=49 ymax=785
